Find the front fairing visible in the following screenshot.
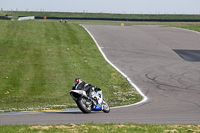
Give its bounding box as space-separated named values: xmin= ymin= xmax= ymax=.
xmin=70 ymin=90 xmax=87 ymax=101
xmin=92 ymin=104 xmax=102 ymax=111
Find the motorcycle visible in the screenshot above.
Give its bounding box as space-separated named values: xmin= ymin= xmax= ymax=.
xmin=70 ymin=88 xmax=110 ymax=113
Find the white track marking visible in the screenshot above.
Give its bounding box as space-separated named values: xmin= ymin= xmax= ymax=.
xmin=81 ymin=25 xmax=148 ymax=109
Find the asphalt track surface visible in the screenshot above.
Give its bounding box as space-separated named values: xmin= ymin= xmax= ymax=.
xmin=1 ymin=25 xmax=200 ymax=125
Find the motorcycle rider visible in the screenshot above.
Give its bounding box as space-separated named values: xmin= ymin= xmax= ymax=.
xmin=72 ymin=78 xmax=101 ymax=100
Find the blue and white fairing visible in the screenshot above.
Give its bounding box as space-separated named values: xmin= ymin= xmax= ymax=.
xmin=92 ymin=104 xmax=102 ymax=111
xmin=91 ymin=90 xmax=103 ymax=111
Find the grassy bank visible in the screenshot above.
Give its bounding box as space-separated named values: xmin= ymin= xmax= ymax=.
xmin=0 ymin=20 xmax=142 ymax=112
xmin=175 ymin=25 xmax=200 ymax=32
xmin=1 ymin=123 xmax=200 ymax=133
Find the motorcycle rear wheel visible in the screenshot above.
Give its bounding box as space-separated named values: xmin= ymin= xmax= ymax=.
xmin=76 ymin=97 xmax=92 ymax=113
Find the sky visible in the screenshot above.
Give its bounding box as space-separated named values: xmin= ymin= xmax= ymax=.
xmin=1 ymin=0 xmax=200 ymax=14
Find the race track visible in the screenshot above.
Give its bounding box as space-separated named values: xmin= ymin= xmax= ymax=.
xmin=1 ymin=25 xmax=200 ymax=125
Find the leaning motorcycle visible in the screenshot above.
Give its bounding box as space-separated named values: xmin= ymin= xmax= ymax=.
xmin=70 ymin=88 xmax=110 ymax=113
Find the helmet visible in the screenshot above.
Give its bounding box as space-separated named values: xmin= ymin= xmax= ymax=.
xmin=73 ymin=78 xmax=82 ymax=87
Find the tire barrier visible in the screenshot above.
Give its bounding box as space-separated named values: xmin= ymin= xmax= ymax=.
xmin=0 ymin=16 xmax=11 ymax=20
xmin=28 ymin=16 xmax=200 ymax=22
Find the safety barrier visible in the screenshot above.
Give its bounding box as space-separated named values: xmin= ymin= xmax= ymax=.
xmin=18 ymin=16 xmax=35 ymax=21
xmin=0 ymin=16 xmax=11 ymax=20
xmin=30 ymin=16 xmax=200 ymax=22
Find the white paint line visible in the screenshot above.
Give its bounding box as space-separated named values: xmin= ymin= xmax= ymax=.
xmin=81 ymin=25 xmax=148 ymax=109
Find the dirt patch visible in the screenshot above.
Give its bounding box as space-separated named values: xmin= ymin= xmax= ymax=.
xmin=164 ymin=129 xmax=178 ymax=133
xmin=91 ymin=126 xmax=101 ymax=130
xmin=168 ymin=125 xmax=182 ymax=129
xmin=114 ymin=124 xmax=137 ymax=129
xmin=55 ymin=124 xmax=77 ymax=129
xmin=55 ymin=125 xmax=71 ymax=129
xmin=70 ymin=123 xmax=76 ymax=128
xmin=114 ymin=124 xmax=126 ymax=128
xmin=30 ymin=126 xmax=53 ymax=130
xmin=187 ymin=129 xmax=200 ymax=133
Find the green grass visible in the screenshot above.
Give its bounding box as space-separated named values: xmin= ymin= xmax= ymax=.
xmin=0 ymin=123 xmax=200 ymax=133
xmin=174 ymin=25 xmax=200 ymax=32
xmin=0 ymin=20 xmax=142 ymax=112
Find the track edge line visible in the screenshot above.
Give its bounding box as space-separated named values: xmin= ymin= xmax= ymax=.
xmin=80 ymin=24 xmax=148 ymax=109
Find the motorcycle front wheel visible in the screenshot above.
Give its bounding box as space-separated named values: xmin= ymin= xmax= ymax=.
xmin=102 ymin=100 xmax=110 ymax=113
xmin=76 ymin=97 xmax=92 ymax=113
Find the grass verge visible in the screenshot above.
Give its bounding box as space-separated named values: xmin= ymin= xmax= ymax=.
xmin=0 ymin=123 xmax=200 ymax=133
xmin=0 ymin=20 xmax=142 ymax=112
xmin=173 ymin=24 xmax=200 ymax=32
